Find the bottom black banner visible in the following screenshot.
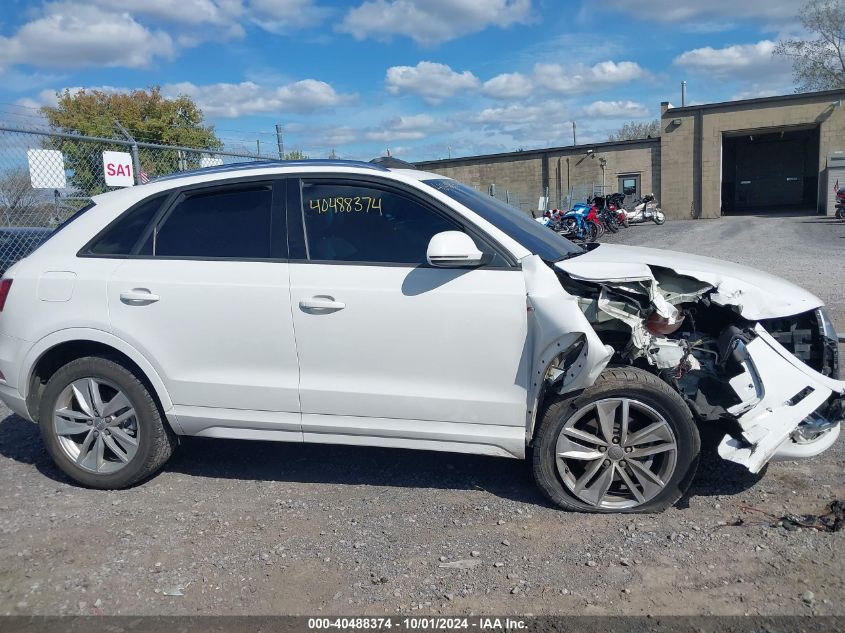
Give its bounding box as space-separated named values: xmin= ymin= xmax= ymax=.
xmin=1 ymin=616 xmax=843 ymax=633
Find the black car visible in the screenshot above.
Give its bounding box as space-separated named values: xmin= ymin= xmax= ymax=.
xmin=0 ymin=227 xmax=54 ymax=275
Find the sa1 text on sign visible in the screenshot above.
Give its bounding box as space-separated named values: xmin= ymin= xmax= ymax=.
xmin=103 ymin=151 xmax=135 ymax=187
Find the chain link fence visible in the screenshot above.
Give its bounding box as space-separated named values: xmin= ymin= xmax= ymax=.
xmin=0 ymin=124 xmax=278 ymax=272
xmin=485 ymin=182 xmax=610 ymax=217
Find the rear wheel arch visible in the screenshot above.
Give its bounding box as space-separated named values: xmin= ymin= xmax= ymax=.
xmin=24 ymin=334 xmax=176 ymax=431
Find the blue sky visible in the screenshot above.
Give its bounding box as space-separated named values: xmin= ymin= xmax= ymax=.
xmin=0 ymin=0 xmax=804 ymax=160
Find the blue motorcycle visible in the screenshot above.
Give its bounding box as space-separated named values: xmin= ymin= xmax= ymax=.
xmin=559 ymin=202 xmax=599 ymax=242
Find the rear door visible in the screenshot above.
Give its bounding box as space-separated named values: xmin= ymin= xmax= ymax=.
xmin=286 ymin=176 xmax=529 ymax=452
xmin=101 ymin=179 xmax=301 ymax=438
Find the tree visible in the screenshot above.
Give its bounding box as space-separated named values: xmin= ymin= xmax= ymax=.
xmin=41 ymin=87 xmax=222 ymax=195
xmin=0 ymin=168 xmax=53 ymax=226
xmin=285 ymin=150 xmax=309 ymax=160
xmin=608 ymin=120 xmax=661 ymax=142
xmin=775 ymin=0 xmax=845 ymax=92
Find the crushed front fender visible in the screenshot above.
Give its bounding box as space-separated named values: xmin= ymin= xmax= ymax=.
xmin=521 ymin=255 xmax=614 ymax=439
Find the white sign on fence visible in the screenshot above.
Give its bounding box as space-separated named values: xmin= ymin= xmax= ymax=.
xmin=537 ymin=196 xmax=548 ymax=211
xmin=27 ymin=149 xmax=67 ymax=189
xmin=102 ymin=151 xmax=134 ymax=187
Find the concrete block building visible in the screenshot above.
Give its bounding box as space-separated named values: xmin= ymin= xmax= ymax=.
xmin=416 ymin=89 xmax=845 ymax=219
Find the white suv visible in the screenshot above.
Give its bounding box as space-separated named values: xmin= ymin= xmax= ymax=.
xmin=0 ymin=159 xmax=841 ymax=513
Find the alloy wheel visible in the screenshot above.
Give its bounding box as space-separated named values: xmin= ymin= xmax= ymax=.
xmin=53 ymin=377 xmax=140 ymax=474
xmin=555 ymin=398 xmax=678 ymax=509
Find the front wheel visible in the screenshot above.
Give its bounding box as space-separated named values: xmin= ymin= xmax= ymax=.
xmin=532 ymin=367 xmax=700 ymax=513
xmin=653 ymin=210 xmax=666 ymax=225
xmin=584 ymin=220 xmax=599 ymax=242
xmin=39 ymin=356 xmax=176 ymax=489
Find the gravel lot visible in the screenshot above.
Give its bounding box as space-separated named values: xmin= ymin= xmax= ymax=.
xmin=1 ymin=213 xmax=844 ymax=616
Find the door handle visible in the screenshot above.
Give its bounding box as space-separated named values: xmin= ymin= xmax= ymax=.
xmin=299 ymin=296 xmax=345 ymax=312
xmin=120 ymin=289 xmax=160 ymax=304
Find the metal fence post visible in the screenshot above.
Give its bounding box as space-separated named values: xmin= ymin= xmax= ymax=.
xmin=114 ymin=120 xmax=141 ymax=185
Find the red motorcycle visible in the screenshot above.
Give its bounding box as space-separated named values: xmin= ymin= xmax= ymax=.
xmin=606 ymin=192 xmax=629 ymax=227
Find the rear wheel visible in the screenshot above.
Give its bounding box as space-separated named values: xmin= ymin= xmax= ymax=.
xmin=532 ymin=367 xmax=700 ymax=513
xmin=39 ymin=356 xmax=176 ymax=489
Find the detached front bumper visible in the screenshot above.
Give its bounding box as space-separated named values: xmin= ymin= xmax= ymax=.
xmin=718 ymin=324 xmax=845 ymax=473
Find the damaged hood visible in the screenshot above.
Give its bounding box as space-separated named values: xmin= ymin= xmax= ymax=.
xmin=554 ymin=244 xmax=823 ymax=321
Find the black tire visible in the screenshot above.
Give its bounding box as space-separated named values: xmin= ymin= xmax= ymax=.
xmin=38 ymin=356 xmax=176 ymax=489
xmin=532 ymin=367 xmax=700 ymax=513
xmin=653 ymin=210 xmax=666 ymax=225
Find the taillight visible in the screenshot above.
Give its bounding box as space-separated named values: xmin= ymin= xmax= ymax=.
xmin=0 ymin=279 xmax=13 ymax=312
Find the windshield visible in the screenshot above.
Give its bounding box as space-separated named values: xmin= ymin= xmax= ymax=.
xmin=423 ymin=179 xmax=581 ymax=261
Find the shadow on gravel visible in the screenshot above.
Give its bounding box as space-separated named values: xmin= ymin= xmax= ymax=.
xmin=0 ymin=412 xmax=765 ymax=509
xmin=0 ymin=414 xmax=68 ymax=483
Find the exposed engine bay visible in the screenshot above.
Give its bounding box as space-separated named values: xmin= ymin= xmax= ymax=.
xmin=538 ymin=247 xmax=845 ymax=473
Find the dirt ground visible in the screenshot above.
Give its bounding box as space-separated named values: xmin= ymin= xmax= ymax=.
xmin=0 ymin=213 xmax=843 ymax=616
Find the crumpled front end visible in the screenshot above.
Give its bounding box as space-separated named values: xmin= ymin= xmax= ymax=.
xmin=552 ymin=250 xmax=844 ymax=472
xmin=715 ymin=325 xmax=843 ymax=472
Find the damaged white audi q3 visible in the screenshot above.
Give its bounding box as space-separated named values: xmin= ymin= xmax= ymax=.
xmin=0 ymin=159 xmax=840 ymax=513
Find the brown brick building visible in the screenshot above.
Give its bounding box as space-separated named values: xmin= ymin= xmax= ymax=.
xmin=416 ymin=89 xmax=845 ymax=219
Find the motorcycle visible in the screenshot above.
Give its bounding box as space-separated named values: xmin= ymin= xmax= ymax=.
xmin=836 ymin=188 xmax=844 ymax=220
xmin=559 ymin=203 xmax=600 ymax=242
xmin=606 ymin=192 xmax=629 ymax=228
xmin=626 ymin=194 xmax=666 ymax=225
xmin=590 ymin=195 xmax=621 ymax=233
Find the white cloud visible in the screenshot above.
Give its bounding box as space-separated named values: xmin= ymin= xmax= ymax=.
xmin=339 ymin=0 xmax=532 ymax=45
xmin=674 ymin=40 xmax=790 ymax=81
xmin=472 ymin=103 xmax=557 ymax=125
xmin=533 ymin=61 xmax=645 ymax=95
xmin=582 ymin=100 xmax=650 ymax=119
xmin=596 ymin=0 xmax=797 ymax=24
xmin=163 ymin=79 xmax=355 ymax=117
xmin=385 ymin=61 xmax=480 ymax=103
xmin=366 ymin=113 xmax=442 ymax=141
xmin=0 ymin=3 xmax=175 ymax=70
xmin=247 ymin=0 xmax=333 ymax=33
xmin=482 ymin=72 xmax=533 ymax=100
xmin=86 ymin=0 xmax=243 ymax=29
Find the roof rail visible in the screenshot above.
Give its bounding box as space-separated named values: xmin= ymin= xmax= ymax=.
xmin=151 ymin=158 xmax=390 ymax=183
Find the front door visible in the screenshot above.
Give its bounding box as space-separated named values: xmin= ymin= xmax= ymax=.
xmin=287 ymin=177 xmax=529 ymax=449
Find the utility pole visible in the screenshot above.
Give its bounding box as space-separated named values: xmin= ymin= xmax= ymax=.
xmin=256 ymin=139 xmax=261 ymax=157
xmin=572 ymin=121 xmax=577 ymax=146
xmin=275 ymin=124 xmax=285 ymax=159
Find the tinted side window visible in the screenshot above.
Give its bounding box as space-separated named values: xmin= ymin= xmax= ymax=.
xmin=153 ymin=185 xmax=273 ymax=258
xmin=301 ymin=181 xmax=460 ymax=264
xmin=87 ymin=195 xmax=164 ymax=255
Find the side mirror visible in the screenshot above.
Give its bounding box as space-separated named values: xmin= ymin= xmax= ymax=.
xmin=426 ymin=231 xmax=485 ymax=268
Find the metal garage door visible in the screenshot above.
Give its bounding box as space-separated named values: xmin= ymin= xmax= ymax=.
xmin=722 ymin=127 xmax=820 ymax=213
xmin=735 ymin=138 xmax=805 ymax=208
